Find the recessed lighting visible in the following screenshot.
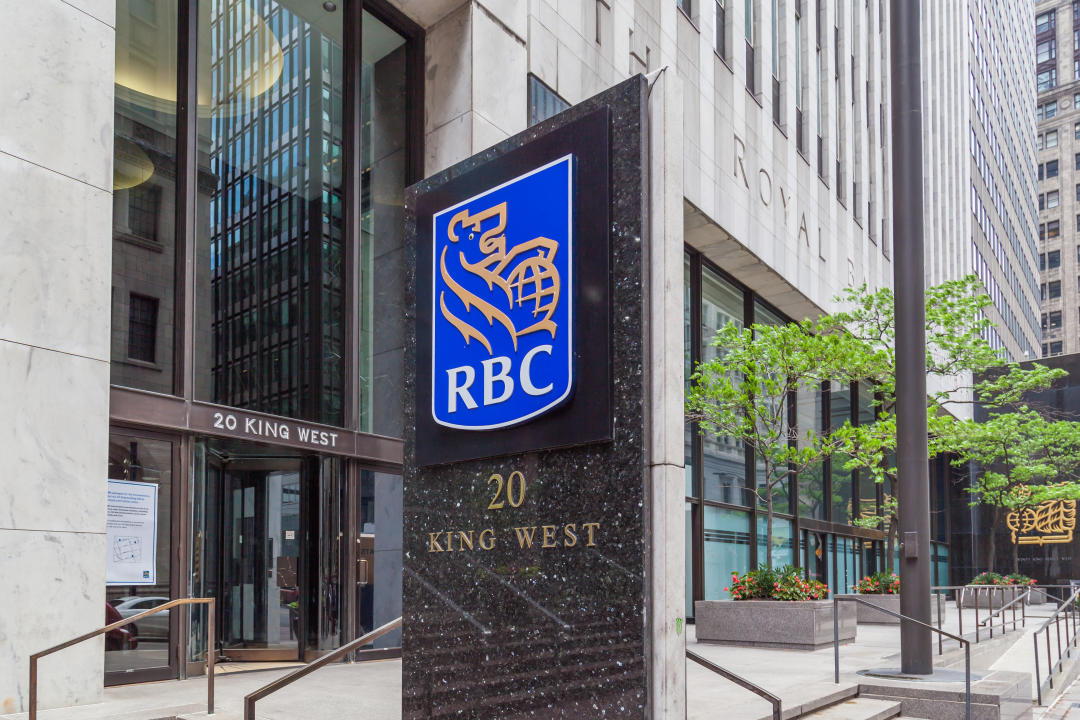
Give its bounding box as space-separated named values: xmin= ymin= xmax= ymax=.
xmin=323 ymin=1 xmax=337 ymax=10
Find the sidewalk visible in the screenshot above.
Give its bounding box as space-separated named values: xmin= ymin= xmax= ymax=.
xmin=5 ymin=601 xmax=1044 ymax=720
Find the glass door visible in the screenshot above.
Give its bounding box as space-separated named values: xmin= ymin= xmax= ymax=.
xmin=219 ymin=461 xmax=304 ymax=661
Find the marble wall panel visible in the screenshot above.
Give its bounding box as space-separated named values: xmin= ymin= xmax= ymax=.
xmin=0 ymin=153 xmax=111 ymax=361
xmin=0 ymin=528 xmax=106 ymax=713
xmin=0 ymin=341 xmax=109 ymax=534
xmin=0 ymin=0 xmax=114 ymax=191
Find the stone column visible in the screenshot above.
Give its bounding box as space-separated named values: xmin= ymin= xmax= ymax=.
xmin=0 ymin=0 xmax=114 ymax=712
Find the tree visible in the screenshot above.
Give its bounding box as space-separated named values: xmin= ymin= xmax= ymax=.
xmin=949 ymin=373 xmax=1080 ymax=573
xmin=686 ymin=319 xmax=875 ymax=567
xmin=812 ymin=276 xmax=1001 ymax=571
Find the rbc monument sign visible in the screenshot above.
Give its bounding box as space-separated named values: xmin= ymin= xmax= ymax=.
xmin=403 ymin=76 xmax=672 ymax=718
xmin=430 ymin=155 xmax=575 ymax=430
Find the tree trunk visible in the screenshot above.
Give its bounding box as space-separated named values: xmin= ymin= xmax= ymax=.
xmin=986 ymin=505 xmax=999 ymax=574
xmin=766 ymin=495 xmax=774 ymax=568
xmin=1012 ymin=537 xmax=1019 ymax=575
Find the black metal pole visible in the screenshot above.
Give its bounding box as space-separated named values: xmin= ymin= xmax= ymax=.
xmin=890 ymin=0 xmax=933 ymax=675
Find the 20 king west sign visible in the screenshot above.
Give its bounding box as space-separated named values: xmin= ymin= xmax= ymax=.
xmin=431 ymin=155 xmax=575 ymax=430
xmin=413 ymin=108 xmax=612 ymax=466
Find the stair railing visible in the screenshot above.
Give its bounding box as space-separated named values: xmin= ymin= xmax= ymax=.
xmin=244 ymin=617 xmax=402 ymax=720
xmin=832 ymin=595 xmax=970 ymax=720
xmin=1033 ymin=586 xmax=1080 ymax=705
xmin=29 ymin=597 xmax=216 ymax=720
xmin=686 ymin=650 xmax=781 ymax=720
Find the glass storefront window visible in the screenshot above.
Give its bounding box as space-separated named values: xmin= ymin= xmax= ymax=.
xmin=754 ymin=301 xmax=791 ymax=514
xmin=797 ymin=381 xmax=826 ymax=519
xmin=856 ymin=381 xmax=877 ymax=521
xmin=686 ymin=503 xmax=695 ymax=617
xmin=700 ymin=267 xmax=747 ymax=505
xmin=703 ymin=506 xmax=751 ymax=600
xmin=756 ymin=515 xmax=794 ymax=569
xmin=111 ymin=0 xmax=179 ymax=394
xmin=830 ymin=381 xmax=853 ymax=523
xmin=106 ymin=433 xmax=173 ymax=675
xmin=685 ymin=255 xmax=695 ymax=497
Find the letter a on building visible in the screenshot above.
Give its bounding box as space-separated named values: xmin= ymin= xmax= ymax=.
xmin=430 ymin=155 xmax=575 ymax=429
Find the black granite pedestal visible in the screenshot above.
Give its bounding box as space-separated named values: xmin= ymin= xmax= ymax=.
xmin=402 ymin=76 xmax=650 ymax=719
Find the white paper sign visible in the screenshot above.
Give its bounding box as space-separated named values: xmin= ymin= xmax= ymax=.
xmin=106 ymin=479 xmax=159 ymax=586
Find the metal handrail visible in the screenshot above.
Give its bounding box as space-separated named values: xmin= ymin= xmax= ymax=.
xmin=978 ymin=588 xmax=1030 ymax=627
xmin=687 ymin=650 xmax=781 ymax=720
xmin=30 ymin=597 xmax=216 ymax=720
xmin=833 ymin=596 xmax=970 ymax=720
xmin=244 ymin=617 xmax=402 ymax=720
xmin=1033 ymin=587 xmax=1080 ymax=705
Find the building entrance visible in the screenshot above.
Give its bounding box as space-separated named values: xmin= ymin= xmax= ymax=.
xmin=218 ymin=459 xmax=304 ymax=661
xmin=192 ymin=439 xmax=348 ymax=663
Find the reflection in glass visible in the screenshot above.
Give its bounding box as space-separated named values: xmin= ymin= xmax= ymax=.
xmin=361 ymin=12 xmax=409 ymax=436
xmin=754 ymin=300 xmax=790 ymax=513
xmin=111 ymin=0 xmax=179 ymax=394
xmin=686 ymin=503 xmax=695 ymax=617
xmin=703 ymin=507 xmax=750 ymax=600
xmin=756 ymin=516 xmax=794 ymax=568
xmin=700 ymin=268 xmax=747 ymax=505
xmin=830 ymin=381 xmax=853 ymax=523
xmin=797 ymin=381 xmax=826 ymax=518
xmin=194 ymin=0 xmax=346 ymax=424
xmin=684 ymin=255 xmax=695 ymax=497
xmin=106 ymin=433 xmax=173 ymax=673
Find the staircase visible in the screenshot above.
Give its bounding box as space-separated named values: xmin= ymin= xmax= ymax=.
xmin=799 ymin=697 xmax=919 ymax=719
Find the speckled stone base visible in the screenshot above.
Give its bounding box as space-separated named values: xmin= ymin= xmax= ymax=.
xmin=402 ymin=76 xmax=649 ymax=719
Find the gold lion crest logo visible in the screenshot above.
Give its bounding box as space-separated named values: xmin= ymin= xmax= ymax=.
xmin=438 ymin=201 xmax=561 ymax=353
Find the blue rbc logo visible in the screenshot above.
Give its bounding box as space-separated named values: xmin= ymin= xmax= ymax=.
xmin=431 ymin=155 xmax=575 ymax=430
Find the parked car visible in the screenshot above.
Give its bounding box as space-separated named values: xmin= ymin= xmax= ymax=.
xmin=105 ymin=602 xmax=137 ymax=651
xmin=114 ymin=596 xmax=170 ymax=640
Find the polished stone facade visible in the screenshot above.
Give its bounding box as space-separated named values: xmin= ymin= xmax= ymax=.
xmin=403 ymin=76 xmax=650 ymax=718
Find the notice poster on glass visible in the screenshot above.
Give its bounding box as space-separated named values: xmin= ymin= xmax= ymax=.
xmin=106 ymin=479 xmax=158 ymax=586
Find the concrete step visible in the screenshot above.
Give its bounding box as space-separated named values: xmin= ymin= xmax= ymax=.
xmin=800 ymin=697 xmax=902 ymax=720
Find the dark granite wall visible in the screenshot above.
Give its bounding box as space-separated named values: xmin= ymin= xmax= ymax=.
xmin=402 ymin=76 xmax=650 ymax=718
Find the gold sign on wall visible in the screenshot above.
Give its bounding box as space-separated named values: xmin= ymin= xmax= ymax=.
xmin=1007 ymin=500 xmax=1078 ymax=546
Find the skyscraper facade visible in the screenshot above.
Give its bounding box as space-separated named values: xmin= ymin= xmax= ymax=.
xmin=1035 ymin=0 xmax=1080 ymax=357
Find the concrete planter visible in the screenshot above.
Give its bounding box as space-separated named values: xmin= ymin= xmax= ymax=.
xmin=848 ymin=593 xmax=901 ymax=624
xmin=960 ymin=586 xmax=1024 ymax=610
xmin=1028 ymin=587 xmax=1049 ymax=605
xmin=694 ymin=599 xmax=856 ymax=650
xmin=843 ymin=593 xmax=945 ymax=625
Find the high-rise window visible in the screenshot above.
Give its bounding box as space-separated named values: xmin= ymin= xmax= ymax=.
xmin=1050 ymin=310 xmax=1063 ymax=329
xmin=1036 ymin=10 xmax=1056 ymax=35
xmin=1050 ymin=280 xmax=1062 ymax=299
xmin=1047 ymin=159 xmax=1059 ymax=179
xmin=678 ymin=0 xmax=692 ymax=15
xmin=1049 ymin=220 xmax=1061 ymax=239
xmin=1047 ymin=130 xmax=1059 ymax=148
xmin=528 ymin=74 xmax=570 ymax=126
xmin=795 ymin=0 xmax=805 ymax=152
xmin=1048 ymin=190 xmax=1060 ymax=208
xmin=1038 ymin=68 xmax=1058 ymax=91
xmin=1049 ymin=249 xmax=1062 ymax=268
xmin=127 ymin=294 xmax=158 ymax=363
xmin=745 ymin=0 xmax=756 ymax=93
xmin=771 ymin=0 xmax=780 ymax=123
xmin=1050 ymin=341 xmax=1064 ymax=356
xmin=1037 ymin=39 xmax=1056 ymax=63
xmin=716 ymin=0 xmax=727 ymax=58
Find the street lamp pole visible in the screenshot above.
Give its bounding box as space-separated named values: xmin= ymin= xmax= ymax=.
xmin=890 ymin=0 xmax=934 ymax=675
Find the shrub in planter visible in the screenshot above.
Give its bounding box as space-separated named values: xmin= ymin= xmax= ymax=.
xmin=963 ymin=572 xmax=1033 ymax=609
xmin=855 ymin=572 xmax=900 ymax=595
xmin=698 ymin=564 xmax=853 ymax=650
xmin=849 ymin=572 xmax=902 ymax=624
xmin=725 ymin=564 xmax=830 ymax=601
